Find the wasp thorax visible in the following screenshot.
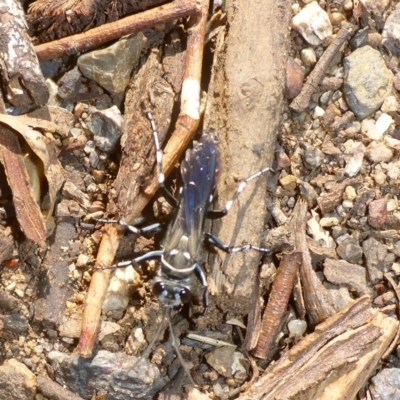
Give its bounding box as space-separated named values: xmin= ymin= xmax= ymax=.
xmin=152 ymin=281 xmax=192 ymax=307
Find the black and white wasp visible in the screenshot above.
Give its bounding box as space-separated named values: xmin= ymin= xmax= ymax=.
xmin=96 ymin=112 xmax=274 ymax=382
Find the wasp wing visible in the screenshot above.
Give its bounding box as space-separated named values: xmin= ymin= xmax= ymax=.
xmin=164 ymin=134 xmax=219 ymax=259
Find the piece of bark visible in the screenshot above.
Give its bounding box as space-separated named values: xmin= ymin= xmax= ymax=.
xmin=37 ymin=375 xmax=84 ymax=400
xmin=0 ymin=0 xmax=49 ymax=109
xmin=239 ymin=296 xmax=399 ymax=400
xmin=292 ymin=200 xmax=335 ymax=326
xmin=0 ymin=124 xmax=47 ymax=247
xmin=253 ymin=252 xmax=302 ymax=359
xmin=204 ymin=0 xmax=291 ymax=318
xmin=33 ymin=218 xmax=75 ymax=329
xmin=115 ymin=50 xmax=175 ymax=220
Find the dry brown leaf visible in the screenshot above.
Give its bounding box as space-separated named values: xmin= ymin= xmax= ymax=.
xmin=0 ymin=114 xmax=65 ymax=222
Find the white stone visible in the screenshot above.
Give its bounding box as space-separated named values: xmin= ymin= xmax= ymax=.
xmin=301 ymin=47 xmax=317 ymax=66
xmin=375 ymin=113 xmax=393 ymax=136
xmin=387 ymin=198 xmax=398 ymax=212
xmin=361 ymin=119 xmax=382 ymax=140
xmin=344 ymin=185 xmax=357 ymax=201
xmin=320 ymin=217 xmax=340 ymax=227
xmin=291 ymin=2 xmax=333 ymax=45
xmin=344 ymin=140 xmax=365 ymax=177
xmin=288 ymin=319 xmax=307 ymax=336
xmin=313 ymin=105 xmax=325 ymax=118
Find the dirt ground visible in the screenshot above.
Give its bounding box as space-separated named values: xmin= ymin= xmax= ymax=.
xmin=1 ymin=0 xmax=400 ymax=399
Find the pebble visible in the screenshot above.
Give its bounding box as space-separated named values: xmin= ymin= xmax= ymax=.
xmin=343 ymin=185 xmax=357 ymax=201
xmin=301 ymin=48 xmax=317 ymax=66
xmin=279 ymin=175 xmax=297 ymax=191
xmin=362 ymin=238 xmax=388 ymax=283
xmin=76 ymin=254 xmax=89 ymax=268
xmin=336 ymin=237 xmax=363 ymax=264
xmin=343 ymin=46 xmax=393 ymax=119
xmin=366 ymin=142 xmax=393 ymax=163
xmin=291 ymin=1 xmax=332 ymax=45
xmin=368 ymin=198 xmax=388 ymax=229
xmin=350 ymin=27 xmax=368 ymax=50
xmin=319 ymin=217 xmax=339 ymax=227
xmin=370 ymin=368 xmax=400 ymax=400
xmin=381 ymin=96 xmax=399 ymax=113
xmin=375 ymin=113 xmax=394 ymax=136
xmin=285 ymin=57 xmax=305 ymax=99
xmin=367 ymin=32 xmax=382 ymax=48
xmin=343 ymin=141 xmax=365 ymax=177
xmin=86 ymin=105 xmax=123 ymax=153
xmin=287 ymin=319 xmax=307 ymax=337
xmin=387 ymin=198 xmax=398 ymax=212
xmin=324 ymin=258 xmax=372 ymax=296
xmin=372 ymin=169 xmax=387 ymax=185
xmin=303 ymin=146 xmax=324 ymax=168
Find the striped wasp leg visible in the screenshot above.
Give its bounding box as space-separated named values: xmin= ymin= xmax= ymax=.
xmin=147 ymin=111 xmax=178 ymax=208
xmin=194 ymin=263 xmax=209 ymax=312
xmin=206 ymin=166 xmax=277 ymax=219
xmin=94 ymin=250 xmax=164 ymax=270
xmin=95 ymin=218 xmax=164 ymax=235
xmin=204 ymin=233 xmax=270 ymax=254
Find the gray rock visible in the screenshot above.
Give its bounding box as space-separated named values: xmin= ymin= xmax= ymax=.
xmin=0 ymin=359 xmax=36 ymax=400
xmin=343 ymin=46 xmax=393 ymax=118
xmin=323 ymin=259 xmax=372 ymax=296
xmin=336 ymin=237 xmax=363 ymax=264
xmin=362 ymin=237 xmax=388 ymax=283
xmin=0 ymin=313 xmax=28 ymax=334
xmin=57 ymin=67 xmax=82 ymax=100
xmin=78 ymin=33 xmax=147 ymax=97
xmin=382 ymin=4 xmax=400 ymax=56
xmin=370 ymin=368 xmax=400 ymax=400
xmin=47 ymin=350 xmax=166 ymax=399
xmin=86 ymin=105 xmax=123 ymax=153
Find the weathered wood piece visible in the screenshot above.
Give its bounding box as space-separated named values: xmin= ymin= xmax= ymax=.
xmin=0 ymin=0 xmax=49 ymax=108
xmin=203 ymin=0 xmax=291 ymax=320
xmin=240 ymin=296 xmax=399 ymax=400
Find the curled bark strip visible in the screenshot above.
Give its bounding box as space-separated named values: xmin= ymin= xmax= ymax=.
xmin=292 ymin=200 xmax=335 ymax=326
xmin=253 ymin=251 xmax=302 ymax=360
xmin=290 ymin=22 xmax=355 ymax=113
xmin=34 ymin=0 xmax=200 ymax=61
xmin=77 ymin=0 xmax=209 ymax=357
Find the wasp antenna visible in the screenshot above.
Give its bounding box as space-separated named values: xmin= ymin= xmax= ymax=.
xmin=167 ymin=309 xmax=196 ymax=386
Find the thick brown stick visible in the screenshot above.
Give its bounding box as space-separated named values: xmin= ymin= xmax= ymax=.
xmin=253 ymin=252 xmax=302 ymax=360
xmin=34 ymin=0 xmax=200 ymax=61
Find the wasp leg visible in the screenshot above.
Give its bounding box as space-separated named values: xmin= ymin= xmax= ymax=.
xmin=194 ymin=263 xmax=208 ymax=312
xmin=147 ymin=111 xmax=179 ymax=208
xmin=207 ymin=166 xmax=277 ymax=219
xmin=95 ymin=218 xmax=163 ymax=235
xmin=204 ymin=233 xmax=270 ymax=254
xmin=93 ymin=250 xmax=164 ymax=270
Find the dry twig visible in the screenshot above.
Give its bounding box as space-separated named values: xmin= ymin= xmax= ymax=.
xmin=34 ymin=0 xmax=199 ymax=61
xmin=290 ymin=22 xmax=355 ymax=113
